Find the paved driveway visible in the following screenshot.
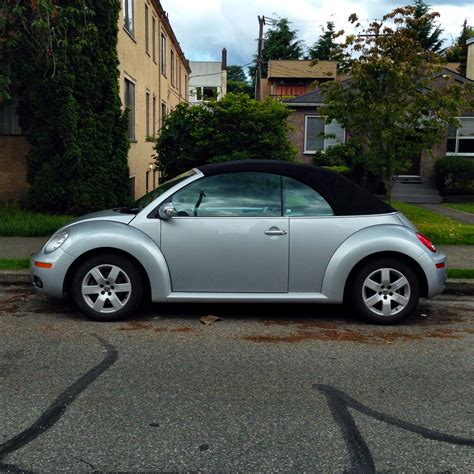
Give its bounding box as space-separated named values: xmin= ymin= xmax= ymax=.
xmin=1 ymin=285 xmax=473 ymax=472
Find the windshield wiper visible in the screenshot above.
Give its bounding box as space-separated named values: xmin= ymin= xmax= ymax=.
xmin=113 ymin=207 xmax=140 ymax=215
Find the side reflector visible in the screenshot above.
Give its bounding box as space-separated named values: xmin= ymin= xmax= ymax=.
xmin=34 ymin=262 xmax=53 ymax=269
xmin=436 ymin=263 xmax=446 ymax=269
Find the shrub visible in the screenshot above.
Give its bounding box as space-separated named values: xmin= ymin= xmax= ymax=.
xmin=435 ymin=157 xmax=474 ymax=195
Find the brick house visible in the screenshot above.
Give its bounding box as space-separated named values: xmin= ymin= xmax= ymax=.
xmin=284 ymin=45 xmax=474 ymax=195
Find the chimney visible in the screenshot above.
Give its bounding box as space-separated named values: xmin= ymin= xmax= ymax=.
xmin=467 ymin=38 xmax=474 ymax=80
xmin=221 ymin=48 xmax=227 ymax=71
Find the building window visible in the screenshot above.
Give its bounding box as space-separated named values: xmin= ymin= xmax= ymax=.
xmin=129 ymin=176 xmax=136 ymax=200
xmin=145 ymin=4 xmax=149 ymax=54
xmin=185 ymin=75 xmax=188 ymax=99
xmin=153 ymin=169 xmax=158 ymax=188
xmin=0 ymin=99 xmax=22 ymax=135
xmin=123 ymin=0 xmax=134 ymax=36
xmin=161 ymin=33 xmax=167 ymax=76
xmin=161 ymin=102 xmax=167 ymax=126
xmin=146 ymin=170 xmax=150 ymax=193
xmin=124 ymin=78 xmax=135 ymax=141
xmin=152 ymin=17 xmax=156 ymax=62
xmin=203 ymin=87 xmax=218 ymax=100
xmin=304 ymin=115 xmax=344 ymax=154
xmin=447 ymin=118 xmax=474 ymax=155
xmin=145 ymin=92 xmax=150 ymax=136
xmin=195 ymin=87 xmax=202 ymax=101
xmin=179 ymin=64 xmax=182 ymax=93
xmin=170 ymin=50 xmax=175 ymax=86
xmin=152 ymin=95 xmax=156 ymax=136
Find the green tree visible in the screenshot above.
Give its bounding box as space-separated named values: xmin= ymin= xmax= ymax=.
xmin=226 ymin=65 xmax=253 ymax=95
xmin=308 ymin=22 xmax=338 ymax=60
xmin=445 ymin=19 xmax=474 ymax=76
xmin=250 ymin=18 xmax=304 ymax=81
xmin=319 ymin=6 xmax=473 ymax=202
xmin=154 ymin=93 xmax=297 ymax=180
xmin=1 ymin=0 xmax=130 ymax=214
xmin=407 ymin=0 xmax=444 ymax=52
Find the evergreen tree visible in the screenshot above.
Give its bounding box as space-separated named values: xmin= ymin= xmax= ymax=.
xmin=226 ymin=65 xmax=253 ymax=95
xmin=406 ymin=0 xmax=444 ymax=52
xmin=308 ymin=22 xmax=338 ymax=60
xmin=3 ymin=1 xmax=130 ymax=214
xmin=445 ymin=19 xmax=474 ymax=76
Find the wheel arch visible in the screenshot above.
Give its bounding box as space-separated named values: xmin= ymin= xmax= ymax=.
xmin=63 ymin=247 xmax=152 ymax=301
xmin=342 ymin=251 xmax=429 ymax=303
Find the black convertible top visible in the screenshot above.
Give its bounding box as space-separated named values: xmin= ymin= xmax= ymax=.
xmin=198 ymin=160 xmax=395 ymax=216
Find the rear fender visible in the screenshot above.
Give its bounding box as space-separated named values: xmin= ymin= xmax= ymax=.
xmin=321 ymin=225 xmax=425 ymax=302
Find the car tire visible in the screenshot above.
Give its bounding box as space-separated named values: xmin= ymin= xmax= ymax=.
xmin=351 ymin=258 xmax=420 ymax=325
xmin=71 ymin=253 xmax=143 ymax=322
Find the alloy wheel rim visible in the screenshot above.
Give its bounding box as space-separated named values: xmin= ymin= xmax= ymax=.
xmin=81 ymin=264 xmax=132 ymax=314
xmin=362 ymin=267 xmax=411 ymax=317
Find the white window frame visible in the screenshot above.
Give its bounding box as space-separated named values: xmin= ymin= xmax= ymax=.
xmin=446 ymin=117 xmax=474 ymax=157
xmin=304 ymin=115 xmax=346 ymax=154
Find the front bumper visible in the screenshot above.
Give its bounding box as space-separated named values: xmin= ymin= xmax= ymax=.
xmin=416 ymin=250 xmax=447 ymax=298
xmin=31 ymin=248 xmax=76 ymax=299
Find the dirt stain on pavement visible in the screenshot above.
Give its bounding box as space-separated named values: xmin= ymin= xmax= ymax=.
xmin=117 ymin=321 xmax=196 ymax=334
xmin=241 ymin=322 xmax=472 ymax=345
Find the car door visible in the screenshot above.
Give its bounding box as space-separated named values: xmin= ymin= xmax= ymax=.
xmin=160 ymin=172 xmax=289 ymax=293
xmin=283 ymin=176 xmax=362 ymax=293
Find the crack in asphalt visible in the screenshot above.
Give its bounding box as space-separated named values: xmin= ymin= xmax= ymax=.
xmin=0 ymin=336 xmax=118 ymax=473
xmin=314 ymin=384 xmax=474 ymax=473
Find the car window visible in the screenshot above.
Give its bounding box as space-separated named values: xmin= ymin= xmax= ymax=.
xmin=282 ymin=176 xmax=333 ymax=216
xmin=171 ymin=172 xmax=282 ymax=217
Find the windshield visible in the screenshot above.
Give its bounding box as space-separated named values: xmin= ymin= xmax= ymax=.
xmin=134 ymin=169 xmax=196 ymax=210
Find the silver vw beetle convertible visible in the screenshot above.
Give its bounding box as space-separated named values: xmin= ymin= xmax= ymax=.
xmin=31 ymin=160 xmax=447 ymax=324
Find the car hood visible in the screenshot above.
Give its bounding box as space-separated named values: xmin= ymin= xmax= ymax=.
xmin=69 ymin=209 xmax=136 ymax=226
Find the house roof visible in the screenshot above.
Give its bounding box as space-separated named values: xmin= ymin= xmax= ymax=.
xmin=284 ymin=68 xmax=473 ymax=107
xmin=267 ymin=60 xmax=336 ymax=80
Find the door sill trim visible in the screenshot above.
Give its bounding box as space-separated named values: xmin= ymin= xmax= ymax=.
xmin=165 ymin=292 xmax=329 ymax=303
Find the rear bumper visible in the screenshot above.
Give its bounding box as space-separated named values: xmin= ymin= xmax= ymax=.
xmin=30 ymin=248 xmax=75 ymax=299
xmin=416 ymin=250 xmax=447 ymax=298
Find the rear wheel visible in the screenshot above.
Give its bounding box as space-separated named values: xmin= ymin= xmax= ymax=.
xmin=71 ymin=254 xmax=143 ymax=322
xmin=351 ymin=258 xmax=420 ymax=325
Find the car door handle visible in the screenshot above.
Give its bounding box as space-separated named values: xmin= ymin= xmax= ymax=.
xmin=265 ymin=229 xmax=287 ymax=236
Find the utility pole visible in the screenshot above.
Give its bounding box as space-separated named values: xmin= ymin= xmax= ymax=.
xmin=255 ymin=15 xmax=265 ymax=101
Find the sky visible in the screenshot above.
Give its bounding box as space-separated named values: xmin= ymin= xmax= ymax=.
xmin=161 ymin=0 xmax=473 ymax=70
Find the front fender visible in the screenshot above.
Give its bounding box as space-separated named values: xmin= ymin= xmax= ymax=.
xmin=321 ymin=225 xmax=425 ymax=302
xmin=61 ymin=220 xmax=171 ymax=301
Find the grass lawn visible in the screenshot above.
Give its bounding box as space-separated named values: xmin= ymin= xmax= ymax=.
xmin=0 ymin=204 xmax=72 ymax=237
xmin=393 ymin=202 xmax=474 ymax=245
xmin=0 ymin=258 xmax=30 ymax=270
xmin=443 ymin=203 xmax=474 ymax=214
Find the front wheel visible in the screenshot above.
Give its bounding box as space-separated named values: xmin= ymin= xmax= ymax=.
xmin=351 ymin=258 xmax=420 ymax=325
xmin=71 ymin=254 xmax=144 ymax=322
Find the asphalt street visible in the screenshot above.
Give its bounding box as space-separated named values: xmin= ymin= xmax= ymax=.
xmin=0 ymin=285 xmax=473 ymax=472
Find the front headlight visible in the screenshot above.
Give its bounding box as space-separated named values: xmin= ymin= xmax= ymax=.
xmin=44 ymin=231 xmax=70 ymax=254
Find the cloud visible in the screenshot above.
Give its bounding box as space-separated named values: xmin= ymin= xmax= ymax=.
xmin=162 ymin=0 xmax=473 ymax=67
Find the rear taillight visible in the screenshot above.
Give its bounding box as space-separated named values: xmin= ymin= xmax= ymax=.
xmin=417 ymin=233 xmax=436 ymax=253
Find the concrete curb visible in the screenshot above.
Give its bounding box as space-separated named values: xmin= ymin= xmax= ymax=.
xmin=1 ymin=270 xmax=473 ymax=295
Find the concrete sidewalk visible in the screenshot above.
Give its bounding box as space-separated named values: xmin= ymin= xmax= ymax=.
xmin=0 ymin=237 xmax=472 ymax=269
xmin=419 ymin=203 xmax=474 ymax=225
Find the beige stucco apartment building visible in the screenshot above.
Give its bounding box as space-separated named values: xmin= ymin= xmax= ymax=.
xmin=0 ymin=0 xmax=190 ymax=201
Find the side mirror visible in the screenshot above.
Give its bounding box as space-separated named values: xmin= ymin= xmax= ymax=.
xmin=158 ymin=202 xmax=174 ymax=220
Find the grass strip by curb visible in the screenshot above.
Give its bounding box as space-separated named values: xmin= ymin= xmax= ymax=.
xmin=1 ymin=258 xmax=473 ymax=280
xmin=0 ymin=258 xmax=30 ymax=270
